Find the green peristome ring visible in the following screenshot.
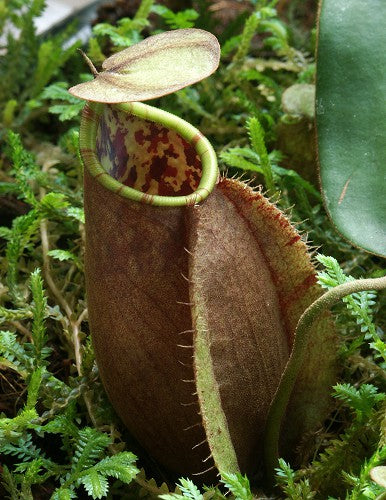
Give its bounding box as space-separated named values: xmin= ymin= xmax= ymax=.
xmin=79 ymin=100 xmax=218 ymax=207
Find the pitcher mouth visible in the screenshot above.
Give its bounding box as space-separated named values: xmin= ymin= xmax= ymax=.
xmin=79 ymin=101 xmax=218 ymax=206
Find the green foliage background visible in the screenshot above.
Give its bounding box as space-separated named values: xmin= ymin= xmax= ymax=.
xmin=0 ymin=0 xmax=385 ymax=498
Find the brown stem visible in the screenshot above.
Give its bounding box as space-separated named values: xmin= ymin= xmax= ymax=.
xmin=78 ymin=49 xmax=99 ymax=77
xmin=134 ymin=477 xmax=167 ymax=496
xmin=8 ymin=320 xmax=32 ymax=340
xmin=40 ymin=219 xmax=73 ymax=320
xmin=38 ymin=166 xmax=97 ymax=426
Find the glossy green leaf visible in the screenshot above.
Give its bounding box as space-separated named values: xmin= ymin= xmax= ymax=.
xmin=69 ymin=29 xmax=220 ymax=103
xmin=316 ymin=0 xmax=386 ymax=257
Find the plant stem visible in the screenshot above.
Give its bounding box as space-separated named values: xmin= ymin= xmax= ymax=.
xmin=348 ymin=353 xmax=386 ymax=382
xmin=41 ymin=215 xmax=97 ymax=425
xmin=40 ymin=219 xmax=73 ymax=320
xmin=264 ymin=276 xmax=386 ymax=483
xmin=38 ymin=167 xmax=97 ymax=426
xmin=134 ymin=477 xmax=167 ymax=496
xmin=8 ymin=320 xmax=32 ymax=340
xmin=78 ymin=49 xmax=99 ymax=77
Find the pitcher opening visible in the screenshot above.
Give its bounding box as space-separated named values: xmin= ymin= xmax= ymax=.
xmin=96 ymin=106 xmax=202 ymax=197
xmin=80 ymin=101 xmax=218 ymax=206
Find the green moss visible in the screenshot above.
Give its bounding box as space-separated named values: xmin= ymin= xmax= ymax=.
xmin=0 ymin=1 xmax=384 ymax=498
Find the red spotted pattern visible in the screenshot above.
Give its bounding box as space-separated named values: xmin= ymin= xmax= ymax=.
xmin=95 ymin=106 xmax=202 ymax=196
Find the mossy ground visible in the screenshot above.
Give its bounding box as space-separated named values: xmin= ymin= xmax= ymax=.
xmin=0 ymin=1 xmax=385 ymax=498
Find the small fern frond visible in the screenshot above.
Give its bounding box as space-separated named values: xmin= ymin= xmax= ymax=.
xmin=0 ymin=330 xmax=31 ymax=375
xmin=6 ymin=131 xmax=39 ymax=206
xmin=41 ymin=82 xmax=85 ymax=121
xmin=0 ymin=305 xmax=33 ymax=322
xmin=0 ymin=429 xmax=39 ymax=458
xmin=220 ymin=472 xmax=253 ymax=500
xmin=345 ymin=447 xmax=386 ymax=499
xmin=316 ymin=255 xmax=384 ymax=360
xmin=160 ymin=477 xmax=203 ymax=500
xmin=79 ymin=469 xmax=109 ymax=499
xmin=232 ymin=12 xmax=260 ymax=63
xmin=220 ymin=151 xmax=263 ymax=173
xmin=134 ymin=0 xmax=155 ymax=21
xmin=333 ymin=383 xmax=385 ymax=420
xmin=26 ymin=366 xmax=44 ymax=410
xmin=275 ymin=459 xmax=315 ymax=499
xmin=51 ymin=487 xmax=77 ymax=500
xmin=30 ymin=269 xmax=48 ymax=362
xmin=71 ymin=428 xmax=111 ymax=475
xmin=152 ymin=5 xmax=199 ymax=29
xmin=36 ymin=411 xmax=79 ymax=438
xmin=39 ymin=192 xmax=70 ymax=216
xmin=6 ymin=210 xmax=42 ymax=303
xmin=1 ymin=464 xmax=20 ymax=499
xmin=246 ymin=116 xmax=274 ymax=191
xmin=66 ymin=206 xmax=85 ymax=224
xmin=93 ymin=452 xmax=138 ymax=482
